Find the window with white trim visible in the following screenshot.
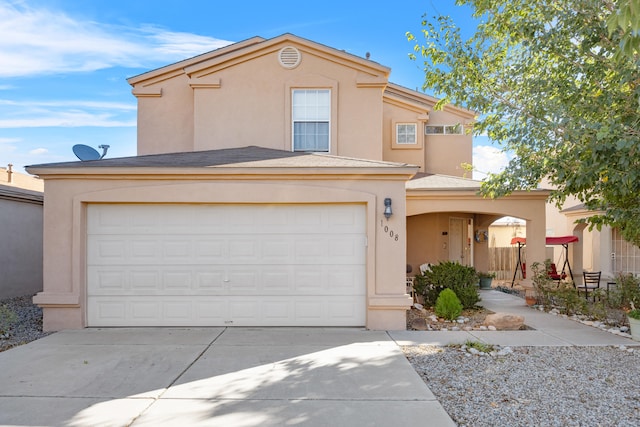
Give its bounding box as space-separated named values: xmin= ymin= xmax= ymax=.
xmin=425 ymin=124 xmax=464 ymax=135
xmin=292 ymin=89 xmax=330 ymax=152
xmin=396 ymin=123 xmax=417 ymax=144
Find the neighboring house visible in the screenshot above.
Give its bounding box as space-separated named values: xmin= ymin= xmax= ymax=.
xmin=0 ymin=165 xmax=44 ymax=299
xmin=26 ymin=34 xmax=549 ymax=331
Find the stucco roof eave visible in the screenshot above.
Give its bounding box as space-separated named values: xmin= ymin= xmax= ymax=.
xmin=385 ymin=83 xmax=476 ymax=118
xmin=26 ymin=166 xmax=419 ymax=180
xmin=127 ymin=36 xmax=266 ymax=85
xmin=406 ymin=188 xmax=551 ymax=200
xmin=0 ymin=185 xmax=44 ymax=204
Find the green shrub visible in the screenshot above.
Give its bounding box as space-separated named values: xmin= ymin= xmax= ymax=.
xmin=608 ymin=273 xmax=640 ymax=310
xmin=418 ymin=261 xmax=480 ymax=309
xmin=434 ymin=288 xmax=463 ymax=320
xmin=531 ymin=260 xmax=555 ymax=306
xmin=0 ymin=304 xmax=17 ymax=335
xmin=412 ymin=271 xmax=430 ymax=298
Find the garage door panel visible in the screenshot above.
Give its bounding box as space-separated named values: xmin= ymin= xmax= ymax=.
xmin=130 ymin=271 xmax=161 ymax=290
xmin=163 ymin=240 xmax=192 ymax=259
xmin=89 ymin=234 xmax=364 ymax=266
xmin=89 ymin=204 xmax=367 ymax=235
xmin=89 ymin=266 xmax=227 ymax=294
xmin=88 ymin=295 xmax=365 ymax=326
xmin=87 ymin=204 xmax=366 ymax=327
xmin=89 ymin=265 xmax=364 ymax=296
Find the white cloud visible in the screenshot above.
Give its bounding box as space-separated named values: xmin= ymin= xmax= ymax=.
xmin=0 ymin=137 xmax=21 ymax=144
xmin=0 ymin=2 xmax=233 ymax=78
xmin=0 ymin=114 xmax=136 ymax=128
xmin=472 ymin=145 xmax=511 ymax=180
xmin=0 ymin=99 xmax=136 ymax=110
xmin=0 ymin=98 xmax=137 ymax=128
xmin=29 ymin=147 xmax=48 ymax=155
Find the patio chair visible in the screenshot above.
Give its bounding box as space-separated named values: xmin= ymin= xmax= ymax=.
xmin=419 ymin=263 xmax=433 ymax=274
xmin=548 ymin=263 xmax=567 ymax=283
xmin=580 ymin=271 xmax=601 ymax=301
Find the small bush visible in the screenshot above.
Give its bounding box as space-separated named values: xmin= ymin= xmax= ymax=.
xmin=435 ymin=288 xmax=463 ymax=320
xmin=419 ymin=261 xmax=480 ymax=309
xmin=608 ymin=273 xmax=640 ymax=310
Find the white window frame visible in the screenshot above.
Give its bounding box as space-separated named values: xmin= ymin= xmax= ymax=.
xmin=292 ymin=89 xmax=330 ymax=152
xmin=396 ymin=123 xmax=417 ymax=145
xmin=425 ymin=124 xmax=464 ymax=135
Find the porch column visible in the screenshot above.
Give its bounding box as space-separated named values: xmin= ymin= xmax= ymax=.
xmin=597 ymin=225 xmax=614 ymax=280
xmin=571 ymin=225 xmax=584 ymax=286
xmin=524 ymin=215 xmax=546 ymax=289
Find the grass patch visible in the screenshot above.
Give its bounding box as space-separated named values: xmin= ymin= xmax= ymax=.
xmin=463 ymin=339 xmax=495 ymax=353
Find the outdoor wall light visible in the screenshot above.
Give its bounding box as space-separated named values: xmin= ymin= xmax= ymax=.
xmin=383 ymin=198 xmax=393 ymax=219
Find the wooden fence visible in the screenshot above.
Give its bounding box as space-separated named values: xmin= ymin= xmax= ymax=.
xmin=489 ymin=246 xmax=526 ymax=281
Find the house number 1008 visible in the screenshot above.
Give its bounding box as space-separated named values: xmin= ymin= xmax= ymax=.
xmin=380 ymin=220 xmax=399 ymax=241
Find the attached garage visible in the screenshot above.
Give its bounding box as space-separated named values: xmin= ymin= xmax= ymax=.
xmin=28 ymin=147 xmax=416 ymax=331
xmin=87 ymin=203 xmax=366 ymax=327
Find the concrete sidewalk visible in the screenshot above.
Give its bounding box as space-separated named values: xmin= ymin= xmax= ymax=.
xmin=391 ymin=289 xmax=639 ymax=347
xmin=0 ymin=328 xmax=455 ymax=427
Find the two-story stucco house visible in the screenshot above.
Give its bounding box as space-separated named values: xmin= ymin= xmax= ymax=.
xmin=27 ymin=34 xmax=549 ymax=331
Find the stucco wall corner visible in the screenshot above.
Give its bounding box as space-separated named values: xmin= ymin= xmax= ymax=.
xmin=367 ymin=306 xmax=408 ymax=331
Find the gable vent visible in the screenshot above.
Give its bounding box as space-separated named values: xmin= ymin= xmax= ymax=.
xmin=278 ymin=46 xmax=301 ymax=69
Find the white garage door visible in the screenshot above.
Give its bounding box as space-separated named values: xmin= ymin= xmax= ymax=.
xmin=87 ymin=204 xmax=366 ymax=327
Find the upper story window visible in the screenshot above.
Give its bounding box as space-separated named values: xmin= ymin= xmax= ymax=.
xmin=396 ymin=123 xmax=417 ymax=144
xmin=425 ymin=124 xmax=463 ymax=135
xmin=292 ymin=89 xmax=330 ymax=152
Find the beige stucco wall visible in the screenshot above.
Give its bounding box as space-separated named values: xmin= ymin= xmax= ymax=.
xmin=135 ymin=75 xmax=194 ymax=155
xmin=132 ymin=35 xmax=476 ymax=178
xmin=382 ymin=98 xmax=427 ymax=170
xmin=406 ymin=212 xmax=474 ymax=272
xmin=0 ymin=166 xmax=43 ymax=191
xmin=489 ymin=223 xmax=526 ymax=248
xmin=0 ymin=195 xmax=43 ymax=299
xmin=424 ymin=108 xmax=473 ymax=177
xmin=31 ymin=168 xmax=414 ymax=331
xmin=381 ymin=95 xmax=474 ymax=177
xmin=134 ymin=38 xmax=388 ymax=161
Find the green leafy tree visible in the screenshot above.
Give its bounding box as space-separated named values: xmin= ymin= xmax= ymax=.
xmin=408 ymin=0 xmax=640 ymax=244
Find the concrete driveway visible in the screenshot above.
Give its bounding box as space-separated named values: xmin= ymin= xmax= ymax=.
xmin=0 ymin=328 xmax=454 ymax=426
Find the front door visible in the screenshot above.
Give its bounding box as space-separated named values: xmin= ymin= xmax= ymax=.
xmin=449 ymin=217 xmax=471 ymax=266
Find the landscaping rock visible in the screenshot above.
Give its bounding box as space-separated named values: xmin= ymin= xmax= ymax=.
xmin=410 ymin=317 xmax=428 ymax=331
xmin=483 ymin=313 xmax=525 ymax=331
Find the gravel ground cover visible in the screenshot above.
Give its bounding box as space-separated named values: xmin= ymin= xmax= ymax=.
xmin=0 ymin=294 xmax=52 ymax=352
xmin=404 ymin=344 xmax=640 ymax=427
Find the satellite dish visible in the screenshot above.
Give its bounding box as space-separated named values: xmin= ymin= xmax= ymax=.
xmin=73 ymin=144 xmax=110 ymax=161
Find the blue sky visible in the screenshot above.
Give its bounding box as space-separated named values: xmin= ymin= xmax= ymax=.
xmin=0 ymin=0 xmax=508 ymax=176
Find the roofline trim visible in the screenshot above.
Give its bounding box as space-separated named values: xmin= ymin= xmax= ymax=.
xmin=385 ymin=83 xmax=476 ymax=118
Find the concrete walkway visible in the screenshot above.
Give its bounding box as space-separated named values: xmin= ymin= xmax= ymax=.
xmin=391 ymin=289 xmax=639 ymax=347
xmin=0 ymin=327 xmax=455 ymax=427
xmin=1 ymin=290 xmax=637 ymax=426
